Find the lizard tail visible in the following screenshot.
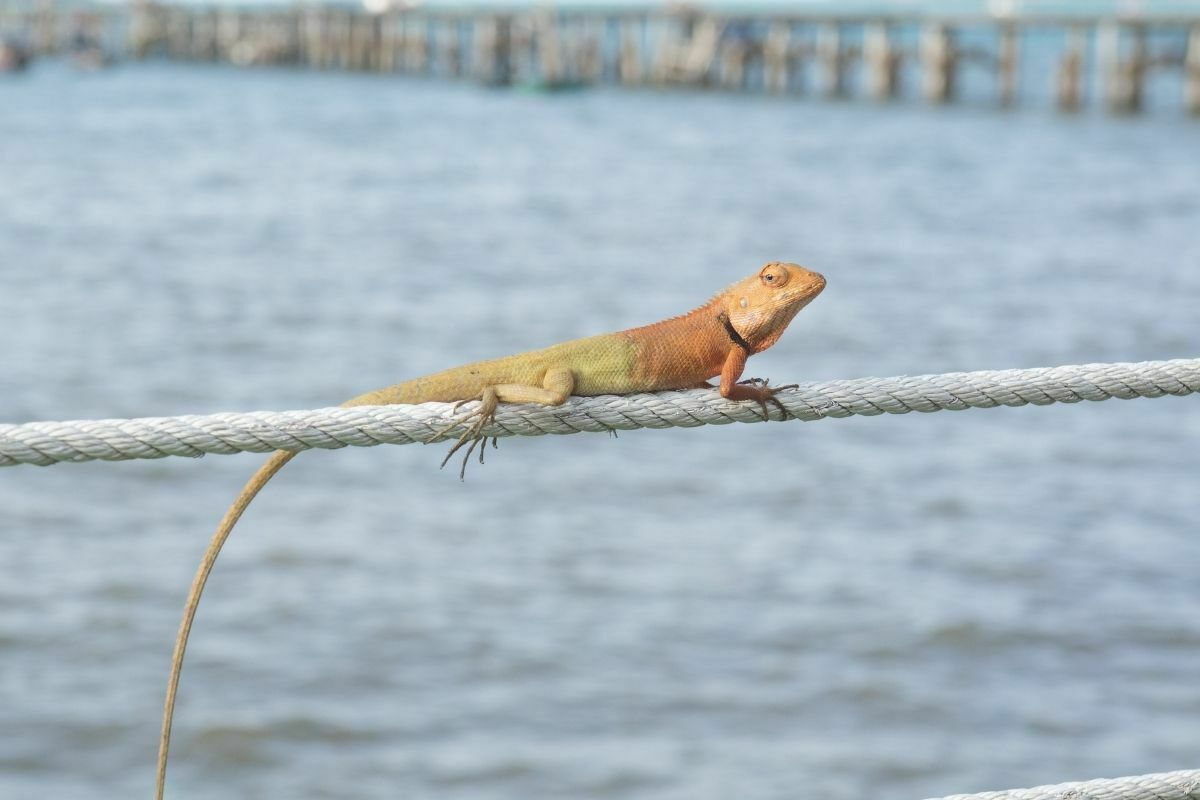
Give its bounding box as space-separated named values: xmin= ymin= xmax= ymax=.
xmin=155 ymin=449 xmax=297 ymax=800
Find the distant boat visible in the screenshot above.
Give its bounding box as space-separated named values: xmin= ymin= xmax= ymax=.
xmin=68 ymin=30 xmax=113 ymax=71
xmin=515 ymin=77 xmax=589 ymax=93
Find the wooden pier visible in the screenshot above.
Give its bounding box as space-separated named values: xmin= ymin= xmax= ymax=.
xmin=3 ymin=3 xmax=1200 ymax=114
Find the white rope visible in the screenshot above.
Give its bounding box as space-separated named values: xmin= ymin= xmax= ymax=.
xmin=2 ymin=358 xmax=1196 ymax=467
xmin=925 ymin=768 xmax=1200 ymax=800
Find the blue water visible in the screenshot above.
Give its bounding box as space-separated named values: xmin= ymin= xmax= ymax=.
xmin=1 ymin=62 xmax=1198 ymax=800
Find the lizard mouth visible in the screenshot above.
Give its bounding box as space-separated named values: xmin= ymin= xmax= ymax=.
xmin=802 ymin=271 xmax=827 ymax=295
xmin=787 ymin=272 xmax=826 ymax=305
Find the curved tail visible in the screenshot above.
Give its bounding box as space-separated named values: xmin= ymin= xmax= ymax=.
xmin=155 ymin=449 xmax=297 ymax=800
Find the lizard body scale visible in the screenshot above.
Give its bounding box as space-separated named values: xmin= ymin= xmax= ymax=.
xmin=155 ymin=261 xmax=825 ymax=798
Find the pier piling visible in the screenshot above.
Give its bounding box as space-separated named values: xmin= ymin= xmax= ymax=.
xmin=864 ymin=22 xmax=900 ymax=101
xmin=1186 ymin=25 xmax=1200 ymax=114
xmin=996 ymin=22 xmax=1019 ymax=106
xmin=1056 ymin=25 xmax=1087 ymax=112
xmin=921 ymin=22 xmax=956 ymax=104
xmin=817 ymin=22 xmax=845 ymax=98
xmin=1100 ymin=21 xmax=1146 ymax=113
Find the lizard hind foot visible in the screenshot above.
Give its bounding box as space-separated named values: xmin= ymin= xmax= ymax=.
xmin=436 ymin=390 xmax=499 ymax=480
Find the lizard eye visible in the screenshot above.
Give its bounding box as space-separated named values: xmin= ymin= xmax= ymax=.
xmin=759 ymin=264 xmax=790 ymax=288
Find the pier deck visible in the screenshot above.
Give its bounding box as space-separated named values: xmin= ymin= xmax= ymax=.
xmin=3 ymin=4 xmax=1199 ymax=114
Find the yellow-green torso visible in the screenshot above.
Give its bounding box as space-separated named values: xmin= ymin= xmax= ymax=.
xmin=351 ymin=309 xmax=731 ymax=406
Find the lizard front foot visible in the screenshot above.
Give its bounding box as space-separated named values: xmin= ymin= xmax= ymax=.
xmin=733 ymin=378 xmax=797 ymax=421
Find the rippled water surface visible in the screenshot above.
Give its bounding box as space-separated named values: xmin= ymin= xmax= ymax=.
xmin=2 ymin=62 xmax=1198 ymax=799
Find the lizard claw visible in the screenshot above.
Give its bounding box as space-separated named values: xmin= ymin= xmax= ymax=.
xmin=477 ymin=436 xmax=499 ymax=466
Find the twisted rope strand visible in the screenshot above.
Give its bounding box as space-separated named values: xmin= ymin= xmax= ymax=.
xmin=926 ymin=768 xmax=1200 ymax=800
xmin=3 ymin=358 xmax=1197 ymax=467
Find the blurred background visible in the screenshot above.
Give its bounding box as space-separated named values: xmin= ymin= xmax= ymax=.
xmin=2 ymin=1 xmax=1199 ymax=798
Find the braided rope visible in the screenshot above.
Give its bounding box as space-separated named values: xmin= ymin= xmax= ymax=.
xmin=926 ymin=768 xmax=1200 ymax=800
xmin=2 ymin=358 xmax=1197 ymax=467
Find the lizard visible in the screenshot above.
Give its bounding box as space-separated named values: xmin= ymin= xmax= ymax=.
xmin=154 ymin=261 xmax=825 ymax=799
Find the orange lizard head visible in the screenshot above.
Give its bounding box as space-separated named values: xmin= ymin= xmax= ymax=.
xmin=721 ymin=262 xmax=826 ymax=353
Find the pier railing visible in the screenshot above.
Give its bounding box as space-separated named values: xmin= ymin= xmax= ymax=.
xmin=3 ymin=4 xmax=1200 ymax=114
